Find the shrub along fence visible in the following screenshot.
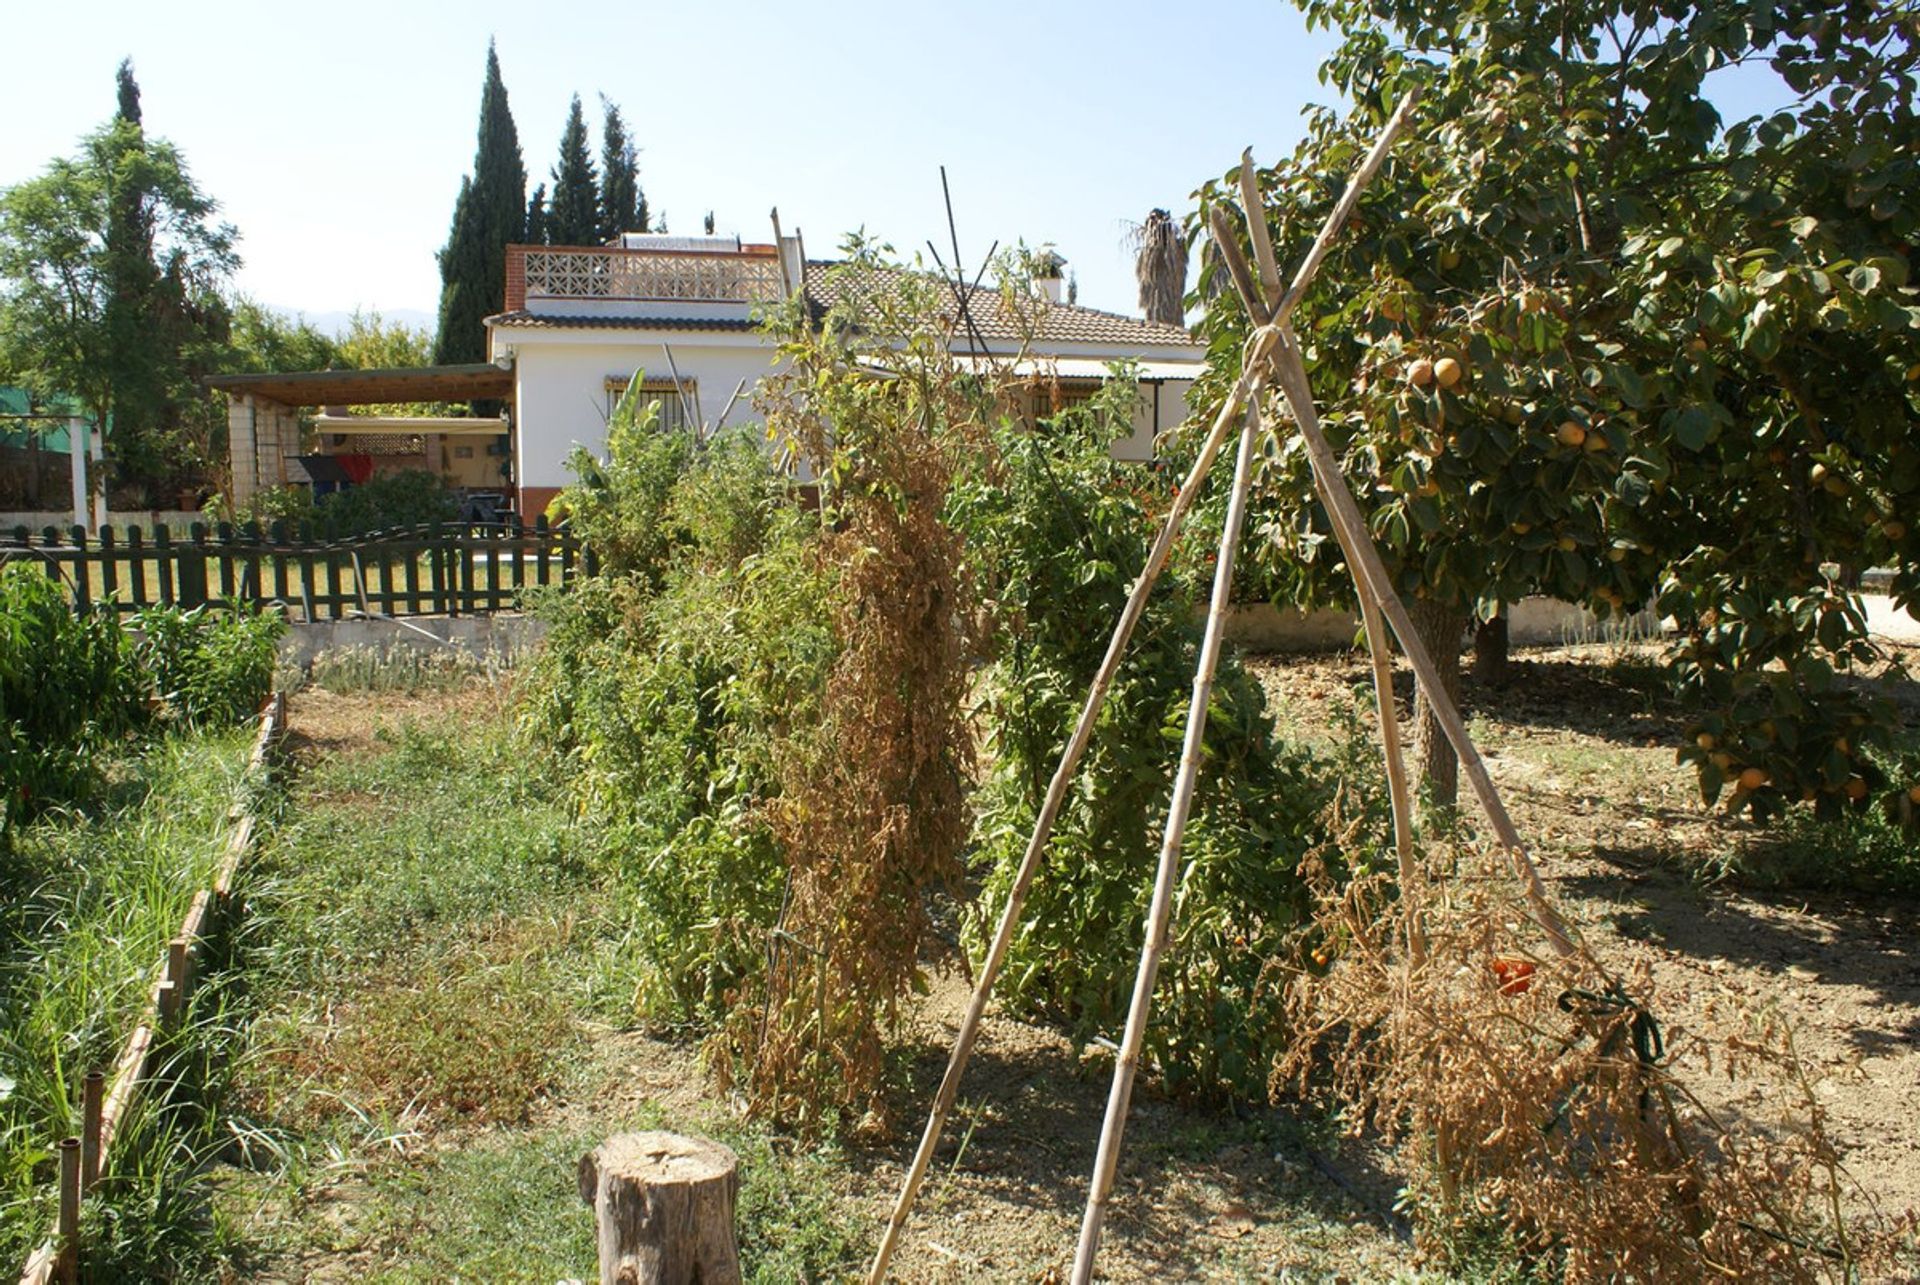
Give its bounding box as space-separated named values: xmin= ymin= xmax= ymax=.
xmin=0 ymin=519 xmax=592 ymax=621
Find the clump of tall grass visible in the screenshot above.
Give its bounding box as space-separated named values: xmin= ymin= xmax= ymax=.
xmin=0 ymin=727 xmax=256 ymax=1266
xmin=300 ymin=643 xmax=522 ymax=695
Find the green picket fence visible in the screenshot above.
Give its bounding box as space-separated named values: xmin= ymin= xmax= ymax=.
xmin=0 ymin=517 xmax=593 ymax=621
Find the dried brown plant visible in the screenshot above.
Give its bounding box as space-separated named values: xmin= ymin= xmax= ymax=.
xmin=1278 ymin=797 xmax=1914 ymax=1281
xmin=714 ymin=260 xmax=989 ymax=1132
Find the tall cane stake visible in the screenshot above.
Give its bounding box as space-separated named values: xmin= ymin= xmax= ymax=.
xmin=1071 ymin=391 xmax=1265 ymax=1282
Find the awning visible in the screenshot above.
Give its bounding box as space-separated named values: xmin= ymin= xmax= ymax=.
xmin=206 ymin=362 xmax=513 ymax=406
xmin=959 ymin=355 xmax=1204 ymax=382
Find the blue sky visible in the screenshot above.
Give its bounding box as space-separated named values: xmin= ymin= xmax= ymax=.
xmin=2 ymin=2 xmax=1794 ymax=334
xmin=0 ymin=1 xmax=1347 ymax=328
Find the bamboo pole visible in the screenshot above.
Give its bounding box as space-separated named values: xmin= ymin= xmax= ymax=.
xmin=868 ymin=88 xmax=1421 ymax=1284
xmin=1071 ymin=392 xmax=1265 ymax=1283
xmin=865 ymin=322 xmax=1268 ymax=1285
xmin=1261 ymin=329 xmax=1576 ymax=959
xmin=1237 ymin=148 xmax=1283 ymax=302
xmin=1258 ymin=376 xmax=1423 ymax=962
xmin=1225 ymin=121 xmax=1423 ymax=964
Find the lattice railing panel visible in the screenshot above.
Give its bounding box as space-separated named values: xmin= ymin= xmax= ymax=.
xmin=525 ymin=249 xmax=783 ymax=303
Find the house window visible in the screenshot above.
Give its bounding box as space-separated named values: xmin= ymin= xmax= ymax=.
xmin=605 ymin=376 xmax=696 ymax=433
xmin=1028 ymin=379 xmax=1102 ymax=424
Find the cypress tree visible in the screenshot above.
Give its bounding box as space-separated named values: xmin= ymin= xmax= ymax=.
xmin=525 ymin=182 xmax=549 ymax=245
xmin=547 ymin=96 xmax=599 ymax=246
xmin=597 ymin=97 xmax=647 ymax=241
xmin=434 ymin=41 xmax=525 ymax=366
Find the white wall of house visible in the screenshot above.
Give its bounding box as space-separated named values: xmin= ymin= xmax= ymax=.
xmin=494 ymin=328 xmax=779 ymax=490
xmin=492 ymin=324 xmax=1201 ymax=491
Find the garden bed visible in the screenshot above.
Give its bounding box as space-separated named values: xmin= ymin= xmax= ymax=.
xmin=190 ymin=638 xmax=1920 ymax=1278
xmin=0 ymin=723 xmax=260 ymax=1266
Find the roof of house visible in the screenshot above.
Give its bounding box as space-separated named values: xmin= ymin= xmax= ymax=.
xmin=486 ymin=259 xmax=1196 ymax=351
xmin=806 ymin=261 xmax=1195 ymax=348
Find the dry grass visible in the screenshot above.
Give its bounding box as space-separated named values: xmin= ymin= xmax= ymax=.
xmin=1278 ymin=787 xmax=1916 ymax=1281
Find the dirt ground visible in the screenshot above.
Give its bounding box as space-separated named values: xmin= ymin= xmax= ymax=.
xmin=1248 ymin=641 xmax=1920 ymax=1229
xmin=262 ymin=642 xmax=1920 ymax=1280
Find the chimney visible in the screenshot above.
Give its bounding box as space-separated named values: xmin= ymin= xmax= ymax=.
xmin=1031 ymin=247 xmax=1067 ymax=304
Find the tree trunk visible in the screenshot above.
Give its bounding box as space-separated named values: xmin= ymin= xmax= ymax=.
xmin=1473 ymin=609 xmax=1510 ymax=687
xmin=578 ymin=1132 xmax=742 ymax=1285
xmin=1408 ymin=597 xmax=1468 ymax=810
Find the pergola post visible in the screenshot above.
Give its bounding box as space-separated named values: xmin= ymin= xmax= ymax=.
xmin=227 ymin=394 xmax=257 ymax=509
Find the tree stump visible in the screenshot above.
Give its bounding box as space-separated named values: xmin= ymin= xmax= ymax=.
xmin=578 ymin=1132 xmax=742 ymax=1285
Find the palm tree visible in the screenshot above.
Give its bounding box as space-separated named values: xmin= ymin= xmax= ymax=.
xmin=1129 ymin=208 xmax=1187 ymax=326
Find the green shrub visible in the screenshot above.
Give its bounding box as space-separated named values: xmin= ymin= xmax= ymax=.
xmin=0 ymin=564 xmax=141 ymax=830
xmin=953 ymin=392 xmax=1365 ymax=1097
xmin=225 ymin=469 xmax=458 ymax=537
xmin=521 ymin=416 xmax=834 ymax=1029
xmin=129 ymin=605 xmax=284 ymax=726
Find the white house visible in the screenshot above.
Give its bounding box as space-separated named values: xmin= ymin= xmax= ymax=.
xmin=486 ymin=231 xmax=1204 ymax=517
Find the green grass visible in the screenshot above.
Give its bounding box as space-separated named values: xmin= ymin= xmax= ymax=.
xmin=0 ymin=726 xmax=257 ymax=1266
xmin=212 ymin=694 xmax=866 ymax=1279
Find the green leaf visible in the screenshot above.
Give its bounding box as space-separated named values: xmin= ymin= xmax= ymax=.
xmin=1658 ymin=235 xmax=1687 ymax=259
xmin=1849 ymin=264 xmax=1882 ymax=293
xmin=1671 ymin=406 xmax=1714 ymax=451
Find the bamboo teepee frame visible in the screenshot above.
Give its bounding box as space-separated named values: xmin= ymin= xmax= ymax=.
xmin=870 ymin=90 xmax=1590 ymax=1283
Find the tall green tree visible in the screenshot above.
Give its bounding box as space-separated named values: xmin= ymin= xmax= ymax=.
xmin=597 ymin=96 xmax=647 ymax=241
xmin=1195 ymin=1 xmax=1918 ymax=812
xmin=525 ymin=181 xmax=549 ymax=245
xmin=547 ymin=95 xmax=599 ymax=246
xmin=225 ymin=299 xmax=338 ymax=374
xmin=433 ymin=41 xmax=525 ymax=366
xmin=0 ymin=60 xmax=237 ymax=503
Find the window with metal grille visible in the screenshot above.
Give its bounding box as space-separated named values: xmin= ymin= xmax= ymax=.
xmin=605 ymin=377 xmax=696 ymax=433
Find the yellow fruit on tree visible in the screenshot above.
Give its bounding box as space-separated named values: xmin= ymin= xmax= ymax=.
xmin=1884 ymin=519 xmax=1908 ymax=540
xmin=1439 ymin=248 xmax=1463 ymax=270
xmin=1434 ymin=356 xmax=1464 ymax=388
xmin=1845 ymin=777 xmax=1869 ymax=801
xmin=1555 ymin=421 xmax=1587 ymax=448
xmin=1711 ymin=752 xmax=1734 ymax=771
xmin=1909 ymin=785 xmax=1920 ymax=804
xmin=1583 ymin=432 xmax=1609 ymax=453
xmin=1695 ymin=732 xmax=1716 ymax=750
xmin=1408 ymin=358 xmax=1436 ymax=388
xmin=1556 ymin=536 xmax=1577 ymax=551
xmin=1737 ymin=767 xmax=1769 ymax=792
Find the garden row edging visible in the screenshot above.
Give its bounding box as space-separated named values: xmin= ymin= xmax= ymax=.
xmin=15 ymin=692 xmax=286 ymax=1285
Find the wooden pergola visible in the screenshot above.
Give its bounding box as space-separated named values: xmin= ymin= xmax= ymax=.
xmin=206 ymin=363 xmax=514 ymax=507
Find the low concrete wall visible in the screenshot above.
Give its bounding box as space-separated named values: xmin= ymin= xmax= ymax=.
xmin=278 ymin=612 xmax=549 ymax=669
xmin=1 ymin=509 xmax=204 ymax=535
xmin=1223 ymin=596 xmax=1662 ymax=653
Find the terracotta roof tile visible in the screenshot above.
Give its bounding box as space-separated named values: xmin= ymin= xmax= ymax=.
xmin=803 ymin=260 xmax=1194 ymax=349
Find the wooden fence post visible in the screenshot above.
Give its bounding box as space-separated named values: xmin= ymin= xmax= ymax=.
xmin=55 ymin=1137 xmax=79 ymax=1283
xmin=67 ymin=526 xmax=90 ymax=609
xmin=80 ymin=1071 xmax=104 ymax=1192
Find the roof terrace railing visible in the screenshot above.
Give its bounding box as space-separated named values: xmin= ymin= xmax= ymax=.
xmin=523 ymin=246 xmax=785 ymax=304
